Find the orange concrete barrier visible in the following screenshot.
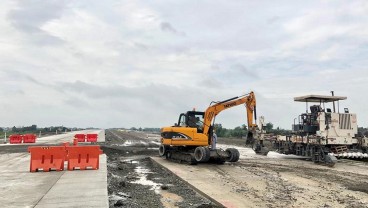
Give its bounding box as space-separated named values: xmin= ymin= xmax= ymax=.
xmin=86 ymin=134 xmax=98 ymax=142
xmin=73 ymin=138 xmax=78 ymax=146
xmin=28 ymin=146 xmax=66 ymax=172
xmin=66 ymin=146 xmax=103 ymax=171
xmin=74 ymin=134 xmax=86 ymax=142
xmin=23 ymin=134 xmax=37 ymax=143
xmin=9 ymin=134 xmax=22 ymax=144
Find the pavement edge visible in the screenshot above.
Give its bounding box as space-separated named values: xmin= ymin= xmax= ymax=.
xmin=149 ymin=157 xmax=225 ymax=208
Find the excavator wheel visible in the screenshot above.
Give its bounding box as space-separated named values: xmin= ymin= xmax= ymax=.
xmin=194 ymin=146 xmax=211 ymax=162
xmin=226 ymin=148 xmax=240 ymax=162
xmin=159 ymin=144 xmax=168 ymax=156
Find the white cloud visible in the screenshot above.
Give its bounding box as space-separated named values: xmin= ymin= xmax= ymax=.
xmin=1 ymin=0 xmax=368 ymax=129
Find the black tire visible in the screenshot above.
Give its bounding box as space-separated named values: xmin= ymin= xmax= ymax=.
xmin=226 ymin=148 xmax=240 ymax=162
xmin=194 ymin=146 xmax=210 ymax=162
xmin=159 ymin=145 xmax=167 ymax=156
xmin=165 ymin=151 xmax=172 ymax=159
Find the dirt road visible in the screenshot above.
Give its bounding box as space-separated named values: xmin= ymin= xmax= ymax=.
xmin=195 ymin=145 xmax=368 ymax=207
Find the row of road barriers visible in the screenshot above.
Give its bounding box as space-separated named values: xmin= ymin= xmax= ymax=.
xmin=74 ymin=133 xmax=98 ymax=142
xmin=7 ymin=133 xmax=98 ymax=144
xmin=9 ymin=134 xmax=37 ymax=144
xmin=28 ymin=140 xmax=103 ymax=172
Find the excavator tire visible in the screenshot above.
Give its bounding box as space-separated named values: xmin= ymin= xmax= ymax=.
xmin=159 ymin=144 xmax=167 ymax=156
xmin=226 ymin=148 xmax=240 ymax=162
xmin=194 ymin=146 xmax=211 ymax=162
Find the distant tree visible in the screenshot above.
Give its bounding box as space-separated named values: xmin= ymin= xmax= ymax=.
xmin=231 ymin=126 xmax=247 ymax=138
xmin=143 ymin=128 xmax=160 ymax=132
xmin=130 ymin=127 xmax=137 ymax=131
xmin=138 ymin=127 xmax=142 ymax=131
xmin=214 ymin=123 xmax=227 ymax=137
xmin=12 ymin=126 xmax=18 ymax=132
xmin=265 ymin=122 xmax=273 ymax=132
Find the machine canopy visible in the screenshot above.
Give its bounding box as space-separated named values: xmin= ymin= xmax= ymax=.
xmin=294 ymin=95 xmax=347 ymax=103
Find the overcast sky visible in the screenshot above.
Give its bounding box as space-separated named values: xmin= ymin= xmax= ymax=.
xmin=1 ymin=0 xmax=368 ymax=129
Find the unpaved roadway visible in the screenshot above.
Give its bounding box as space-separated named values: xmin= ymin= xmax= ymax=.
xmin=157 ymin=144 xmax=368 ymax=208
xmin=215 ymin=142 xmax=368 ymax=208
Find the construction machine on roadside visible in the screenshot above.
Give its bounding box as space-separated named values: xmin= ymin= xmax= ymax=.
xmin=274 ymin=93 xmax=368 ymax=166
xmin=159 ymin=91 xmax=268 ymax=164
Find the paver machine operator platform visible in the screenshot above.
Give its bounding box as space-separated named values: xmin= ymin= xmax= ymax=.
xmin=159 ymin=91 xmax=268 ymax=164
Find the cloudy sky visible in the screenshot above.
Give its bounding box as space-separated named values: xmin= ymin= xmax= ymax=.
xmin=1 ymin=0 xmax=368 ymax=129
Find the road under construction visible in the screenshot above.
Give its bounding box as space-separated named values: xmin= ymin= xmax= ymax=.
xmin=2 ymin=129 xmax=367 ymax=208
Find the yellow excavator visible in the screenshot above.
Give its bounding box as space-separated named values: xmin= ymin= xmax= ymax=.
xmin=159 ymin=91 xmax=268 ymax=164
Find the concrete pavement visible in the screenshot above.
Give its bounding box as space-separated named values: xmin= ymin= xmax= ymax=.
xmin=152 ymin=157 xmax=248 ymax=208
xmin=0 ymin=129 xmax=108 ymax=208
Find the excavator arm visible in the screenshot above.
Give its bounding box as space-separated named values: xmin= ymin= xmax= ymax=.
xmin=202 ymin=91 xmax=257 ymax=136
xmin=202 ymin=91 xmax=269 ymax=155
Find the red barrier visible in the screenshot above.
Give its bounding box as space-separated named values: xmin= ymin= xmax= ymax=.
xmin=74 ymin=134 xmax=86 ymax=142
xmin=66 ymin=146 xmax=103 ymax=171
xmin=28 ymin=146 xmax=66 ymax=172
xmin=9 ymin=134 xmax=22 ymax=144
xmin=23 ymin=134 xmax=37 ymax=143
xmin=86 ymin=134 xmax=98 ymax=142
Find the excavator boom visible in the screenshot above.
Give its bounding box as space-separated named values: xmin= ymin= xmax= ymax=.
xmin=202 ymin=91 xmax=257 ymax=136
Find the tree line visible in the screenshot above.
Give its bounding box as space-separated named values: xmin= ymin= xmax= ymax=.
xmin=1 ymin=125 xmax=74 ymax=134
xmin=127 ymin=122 xmax=292 ymax=138
xmin=214 ymin=123 xmax=292 ymax=138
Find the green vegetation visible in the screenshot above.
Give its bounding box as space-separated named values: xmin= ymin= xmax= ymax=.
xmin=214 ymin=122 xmax=291 ymax=138
xmin=214 ymin=124 xmax=247 ymax=138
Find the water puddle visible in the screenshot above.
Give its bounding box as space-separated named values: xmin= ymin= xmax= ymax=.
xmin=120 ymin=159 xmax=139 ymax=164
xmin=122 ymin=140 xmax=133 ymax=146
xmin=131 ymin=166 xmax=162 ymax=193
xmin=149 ymin=141 xmax=161 ymax=146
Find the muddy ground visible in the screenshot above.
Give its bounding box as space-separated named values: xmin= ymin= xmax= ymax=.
xmin=101 ymin=129 xmax=219 ymax=208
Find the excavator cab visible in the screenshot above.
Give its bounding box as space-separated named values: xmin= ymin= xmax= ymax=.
xmin=175 ymin=111 xmax=205 ymax=133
